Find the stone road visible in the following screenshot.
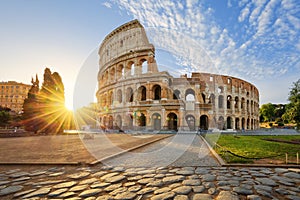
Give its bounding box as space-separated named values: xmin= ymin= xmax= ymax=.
xmin=104 ymin=134 xmax=220 ymax=167
xmin=0 ymin=165 xmax=299 ymax=199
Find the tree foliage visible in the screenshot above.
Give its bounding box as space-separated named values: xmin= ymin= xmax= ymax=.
xmin=283 ymin=79 xmax=300 ymax=130
xmin=22 ymin=68 xmax=69 ymax=133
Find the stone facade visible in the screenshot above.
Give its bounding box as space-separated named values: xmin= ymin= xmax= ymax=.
xmin=0 ymin=81 xmax=31 ymax=113
xmin=96 ymin=20 xmax=259 ymax=132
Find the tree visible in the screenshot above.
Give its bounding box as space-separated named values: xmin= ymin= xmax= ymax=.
xmin=22 ymin=75 xmax=41 ymax=133
xmin=260 ymin=103 xmax=275 ymax=122
xmin=283 ymin=79 xmax=300 ymax=130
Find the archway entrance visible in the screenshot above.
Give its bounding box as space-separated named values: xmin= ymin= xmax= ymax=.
xmin=186 ymin=115 xmax=195 ymax=131
xmin=200 ymin=115 xmax=209 ymax=130
xmin=167 ymin=113 xmax=177 ymax=131
xmin=152 ymin=113 xmax=161 ymax=130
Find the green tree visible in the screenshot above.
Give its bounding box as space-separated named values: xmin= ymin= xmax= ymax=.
xmin=22 ymin=75 xmax=41 ymax=133
xmin=283 ymin=79 xmax=300 ymax=130
xmin=260 ymin=103 xmax=275 ymax=122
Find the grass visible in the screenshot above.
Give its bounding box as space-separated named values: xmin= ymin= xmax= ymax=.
xmin=204 ymin=133 xmax=300 ymax=164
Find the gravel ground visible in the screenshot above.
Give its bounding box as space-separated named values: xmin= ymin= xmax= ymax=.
xmin=104 ymin=134 xmax=220 ymax=168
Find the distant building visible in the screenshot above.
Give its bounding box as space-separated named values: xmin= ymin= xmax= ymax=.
xmin=0 ymin=81 xmax=31 ymax=113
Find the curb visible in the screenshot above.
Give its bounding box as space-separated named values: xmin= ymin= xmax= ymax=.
xmin=199 ymin=135 xmax=226 ymax=166
xmin=90 ymin=134 xmax=173 ymax=165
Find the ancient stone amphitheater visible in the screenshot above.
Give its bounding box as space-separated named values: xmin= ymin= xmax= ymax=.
xmin=96 ymin=20 xmax=259 ymax=132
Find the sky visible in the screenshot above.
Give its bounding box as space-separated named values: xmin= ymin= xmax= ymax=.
xmin=0 ymin=0 xmax=299 ymax=110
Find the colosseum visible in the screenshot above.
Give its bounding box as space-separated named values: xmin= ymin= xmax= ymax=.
xmin=96 ymin=20 xmax=260 ymax=132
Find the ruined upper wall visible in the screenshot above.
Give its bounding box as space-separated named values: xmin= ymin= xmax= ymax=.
xmin=98 ymin=20 xmax=154 ymax=72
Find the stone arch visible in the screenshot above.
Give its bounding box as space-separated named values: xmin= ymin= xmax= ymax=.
xmin=227 ymin=116 xmax=232 ymax=129
xmin=218 ymin=95 xmax=224 ymax=109
xmin=185 ymin=114 xmax=195 ymax=131
xmin=116 ymin=115 xmax=122 ymax=130
xmin=227 ymin=95 xmax=232 ymax=109
xmin=152 ymin=85 xmax=161 ymax=100
xmin=126 ymin=87 xmax=134 ymax=102
xmin=218 ymin=116 xmax=225 ymax=130
xmin=167 ymin=112 xmax=178 ymax=131
xmin=173 ymin=89 xmax=180 ymax=100
xmin=138 ymin=86 xmax=147 ymax=101
xmin=200 ymin=115 xmax=209 ymax=130
xmin=152 ymin=113 xmax=161 ymax=130
xmin=116 ymin=89 xmax=122 ymax=103
xmin=185 ymin=88 xmax=195 ymax=101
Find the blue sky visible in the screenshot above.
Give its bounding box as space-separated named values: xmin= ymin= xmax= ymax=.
xmin=0 ymin=0 xmax=299 ymax=109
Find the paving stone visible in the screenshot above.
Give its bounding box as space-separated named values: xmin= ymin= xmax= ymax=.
xmin=172 ymin=186 xmax=192 ymax=195
xmin=114 ymin=191 xmax=137 ymax=200
xmin=14 ymin=189 xmax=36 ymax=198
xmin=58 ymin=191 xmax=77 ymax=198
xmin=137 ymin=187 xmax=157 ymax=195
xmin=79 ymin=177 xmax=98 ymax=185
xmin=79 ymin=188 xmax=102 ymax=197
xmin=162 ymin=175 xmax=185 ymax=184
xmin=254 ymin=185 xmax=272 ymax=192
xmin=91 ymin=182 xmax=110 ymax=188
xmin=176 ymin=170 xmax=194 ymax=175
xmin=70 ymin=184 xmax=89 ymax=192
xmin=23 ymin=187 xmax=51 ymax=198
xmin=109 ymin=187 xmax=127 ymax=196
xmin=193 ymin=194 xmax=213 ymax=200
xmin=104 ymin=183 xmax=122 ymax=192
xmin=283 ymin=172 xmax=300 ymax=179
xmin=53 ymin=181 xmax=77 ymax=189
xmin=174 ymin=194 xmax=189 ymax=200
xmin=201 ymin=174 xmax=216 ymax=182
xmin=48 ymin=188 xmax=68 ymax=197
xmin=106 ymin=175 xmax=126 ymax=183
xmin=233 ymin=186 xmax=253 ymax=195
xmin=182 ymin=179 xmax=201 ymax=186
xmin=0 ymin=185 xmax=23 ymax=196
xmin=216 ymin=191 xmax=239 ymax=200
xmin=255 ymin=177 xmax=277 ymax=186
xmin=147 ymin=180 xmax=164 ymax=187
xmin=247 ymin=195 xmax=262 ymax=200
xmin=68 ymin=172 xmax=90 ymax=179
xmin=128 ymin=185 xmax=141 ymax=192
xmin=151 ymin=191 xmax=176 ymax=200
xmin=154 ymin=187 xmax=171 ymax=194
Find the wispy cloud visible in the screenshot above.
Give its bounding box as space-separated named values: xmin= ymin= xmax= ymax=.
xmin=108 ymin=0 xmax=300 ymax=81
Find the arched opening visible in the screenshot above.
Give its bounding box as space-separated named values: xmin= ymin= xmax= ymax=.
xmin=126 ymin=87 xmax=134 ymax=102
xmin=202 ymin=93 xmax=206 ymax=103
xmin=247 ymin=118 xmax=250 ymax=129
xmin=235 ymin=118 xmax=240 ymax=130
xmin=200 ymin=115 xmax=209 ymax=130
xmin=138 ymin=113 xmax=146 ymax=127
xmin=227 ymin=95 xmax=232 ymax=109
xmin=173 ymin=90 xmax=180 ymax=100
xmin=117 ymin=89 xmax=122 ymax=103
xmin=167 ymin=113 xmax=177 ymax=131
xmin=116 ymin=115 xmax=122 ymax=130
xmin=218 ymin=116 xmax=225 ymax=130
xmin=152 ymin=113 xmax=161 ymax=130
xmin=153 ymin=85 xmax=161 ymax=100
xmin=218 ymin=95 xmax=224 ymax=109
xmin=185 ymin=115 xmax=195 ymax=131
xmin=227 ymin=117 xmax=232 ymax=129
xmin=108 ymin=115 xmax=113 ymax=129
xmin=209 ymin=94 xmax=215 ymax=105
xmin=234 ymin=97 xmax=239 ymax=109
xmin=242 ymin=118 xmax=245 ymax=130
xmin=138 ymin=86 xmax=146 ymax=101
xmin=185 ymin=89 xmax=195 ymax=101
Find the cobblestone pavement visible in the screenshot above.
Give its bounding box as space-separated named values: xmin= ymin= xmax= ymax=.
xmin=0 ymin=165 xmax=299 ymax=199
xmin=104 ymin=134 xmax=219 ymax=167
